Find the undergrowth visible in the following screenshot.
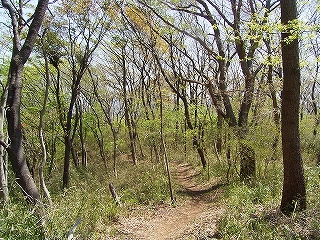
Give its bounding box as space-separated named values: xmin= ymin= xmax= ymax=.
xmin=0 ymin=155 xmax=170 ymax=239
xmin=217 ymin=162 xmax=320 ymax=239
xmin=1 ymin=116 xmax=320 ymax=239
xmin=0 ymin=203 xmax=45 ymax=240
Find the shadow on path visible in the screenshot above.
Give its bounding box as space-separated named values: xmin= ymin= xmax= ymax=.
xmin=175 ymin=162 xmax=225 ymax=200
xmin=177 ymin=183 xmax=225 ymax=196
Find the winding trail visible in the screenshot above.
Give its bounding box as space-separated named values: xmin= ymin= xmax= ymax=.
xmin=105 ymin=162 xmax=224 ymax=239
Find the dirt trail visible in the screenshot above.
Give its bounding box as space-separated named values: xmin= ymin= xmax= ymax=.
xmin=106 ymin=162 xmax=224 ymax=240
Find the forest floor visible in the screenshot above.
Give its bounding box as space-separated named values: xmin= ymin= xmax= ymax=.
xmin=103 ymin=162 xmax=225 ymax=239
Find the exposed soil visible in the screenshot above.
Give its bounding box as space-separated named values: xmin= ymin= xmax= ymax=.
xmin=104 ymin=162 xmax=224 ymax=240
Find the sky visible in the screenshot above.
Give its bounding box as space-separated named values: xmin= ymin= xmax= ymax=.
xmin=0 ymin=0 xmax=39 ymax=60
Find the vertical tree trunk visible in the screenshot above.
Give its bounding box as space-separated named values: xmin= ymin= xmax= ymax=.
xmin=0 ymin=82 xmax=9 ymax=202
xmin=90 ymin=108 xmax=108 ymax=171
xmin=111 ymin=128 xmax=118 ymax=178
xmin=77 ymin=99 xmax=87 ymax=167
xmin=231 ymin=0 xmax=259 ymax=181
xmin=62 ymin=87 xmax=80 ymax=188
xmin=63 ymin=135 xmax=72 ymax=189
xmin=122 ymin=48 xmax=137 ymax=164
xmin=153 ymin=50 xmax=207 ymax=167
xmin=182 ymin=96 xmax=207 ymax=168
xmin=48 ymin=131 xmax=56 ymax=178
xmin=280 ymin=0 xmax=306 ymax=214
xmin=61 ymin=85 xmax=80 ymax=189
xmin=38 ymin=31 xmax=53 ymax=206
xmin=264 ymin=30 xmax=281 ymax=162
xmin=1 ymin=0 xmax=49 ymax=204
xmin=311 ymin=78 xmax=319 ymax=136
xmin=7 ymin=63 xmax=41 ymax=203
xmin=158 ymin=79 xmax=174 ymax=204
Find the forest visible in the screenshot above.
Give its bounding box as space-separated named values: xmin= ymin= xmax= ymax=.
xmin=0 ymin=0 xmax=319 ymax=239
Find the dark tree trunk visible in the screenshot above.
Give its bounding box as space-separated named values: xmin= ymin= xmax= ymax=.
xmin=238 ymin=76 xmax=255 ymax=130
xmin=62 ymin=90 xmax=79 ymax=188
xmin=71 ymin=146 xmax=79 ymax=167
xmin=52 ymin=61 xmax=75 ymax=188
xmin=267 ymin=60 xmax=280 ymax=161
xmin=240 ymin=143 xmax=255 ymax=181
xmin=280 ymin=0 xmax=306 ymax=214
xmin=231 ymin=0 xmax=261 ymax=181
xmin=122 ymin=48 xmax=137 ymax=164
xmin=7 ymin=63 xmax=41 ymax=203
xmin=152 ymin=44 xmax=206 ymax=168
xmin=90 ymin=108 xmax=108 ymax=171
xmin=63 ymin=135 xmax=72 ymax=189
xmin=1 ymin=0 xmax=49 ymax=203
xmin=182 ymin=96 xmax=206 ymax=168
xmin=267 ymin=60 xmax=280 ymax=128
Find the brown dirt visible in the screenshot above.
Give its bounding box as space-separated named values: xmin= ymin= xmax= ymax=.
xmin=103 ymin=162 xmax=224 ymax=240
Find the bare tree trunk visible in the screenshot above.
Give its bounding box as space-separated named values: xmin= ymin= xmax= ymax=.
xmin=90 ymin=108 xmax=108 ymax=170
xmin=152 ymin=48 xmax=207 ymax=168
xmin=182 ymin=96 xmax=207 ymax=168
xmin=77 ymin=99 xmax=87 ymax=167
xmin=0 ymin=82 xmax=8 ymax=203
xmin=230 ymin=0 xmax=263 ymax=180
xmin=1 ymin=0 xmax=49 ymax=203
xmin=109 ymin=183 xmax=121 ymax=206
xmin=280 ymin=0 xmax=306 ymax=214
xmin=122 ymin=48 xmax=137 ymax=164
xmin=90 ymin=71 xmax=119 ymax=177
xmin=112 ymin=129 xmax=118 ymax=178
xmin=264 ymin=31 xmax=281 ymax=162
xmin=63 ymin=135 xmax=72 ymax=189
xmin=312 ymin=76 xmax=319 ymax=136
xmin=48 ymin=130 xmax=56 ymax=179
xmin=38 ymin=30 xmax=52 ymax=206
xmin=158 ymin=80 xmax=174 ymax=204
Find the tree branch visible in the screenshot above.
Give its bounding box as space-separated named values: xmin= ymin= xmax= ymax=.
xmin=19 ymin=0 xmax=49 ymax=64
xmin=1 ymin=0 xmax=21 ymax=53
xmin=0 ymin=139 xmax=9 ymax=149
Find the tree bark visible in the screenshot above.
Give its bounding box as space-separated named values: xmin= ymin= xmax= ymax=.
xmin=280 ymin=0 xmax=306 ymax=214
xmin=90 ymin=108 xmax=108 ymax=171
xmin=77 ymin=99 xmax=87 ymax=167
xmin=38 ymin=30 xmax=53 ymax=206
xmin=158 ymin=78 xmax=174 ymax=204
xmin=109 ymin=182 xmax=121 ymax=206
xmin=311 ymin=78 xmax=319 ymax=136
xmin=0 ymin=82 xmax=9 ymax=203
xmin=1 ymin=0 xmax=49 ymax=203
xmin=122 ymin=48 xmax=137 ymax=164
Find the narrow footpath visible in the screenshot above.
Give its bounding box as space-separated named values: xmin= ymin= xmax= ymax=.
xmin=105 ymin=162 xmax=224 ymax=239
